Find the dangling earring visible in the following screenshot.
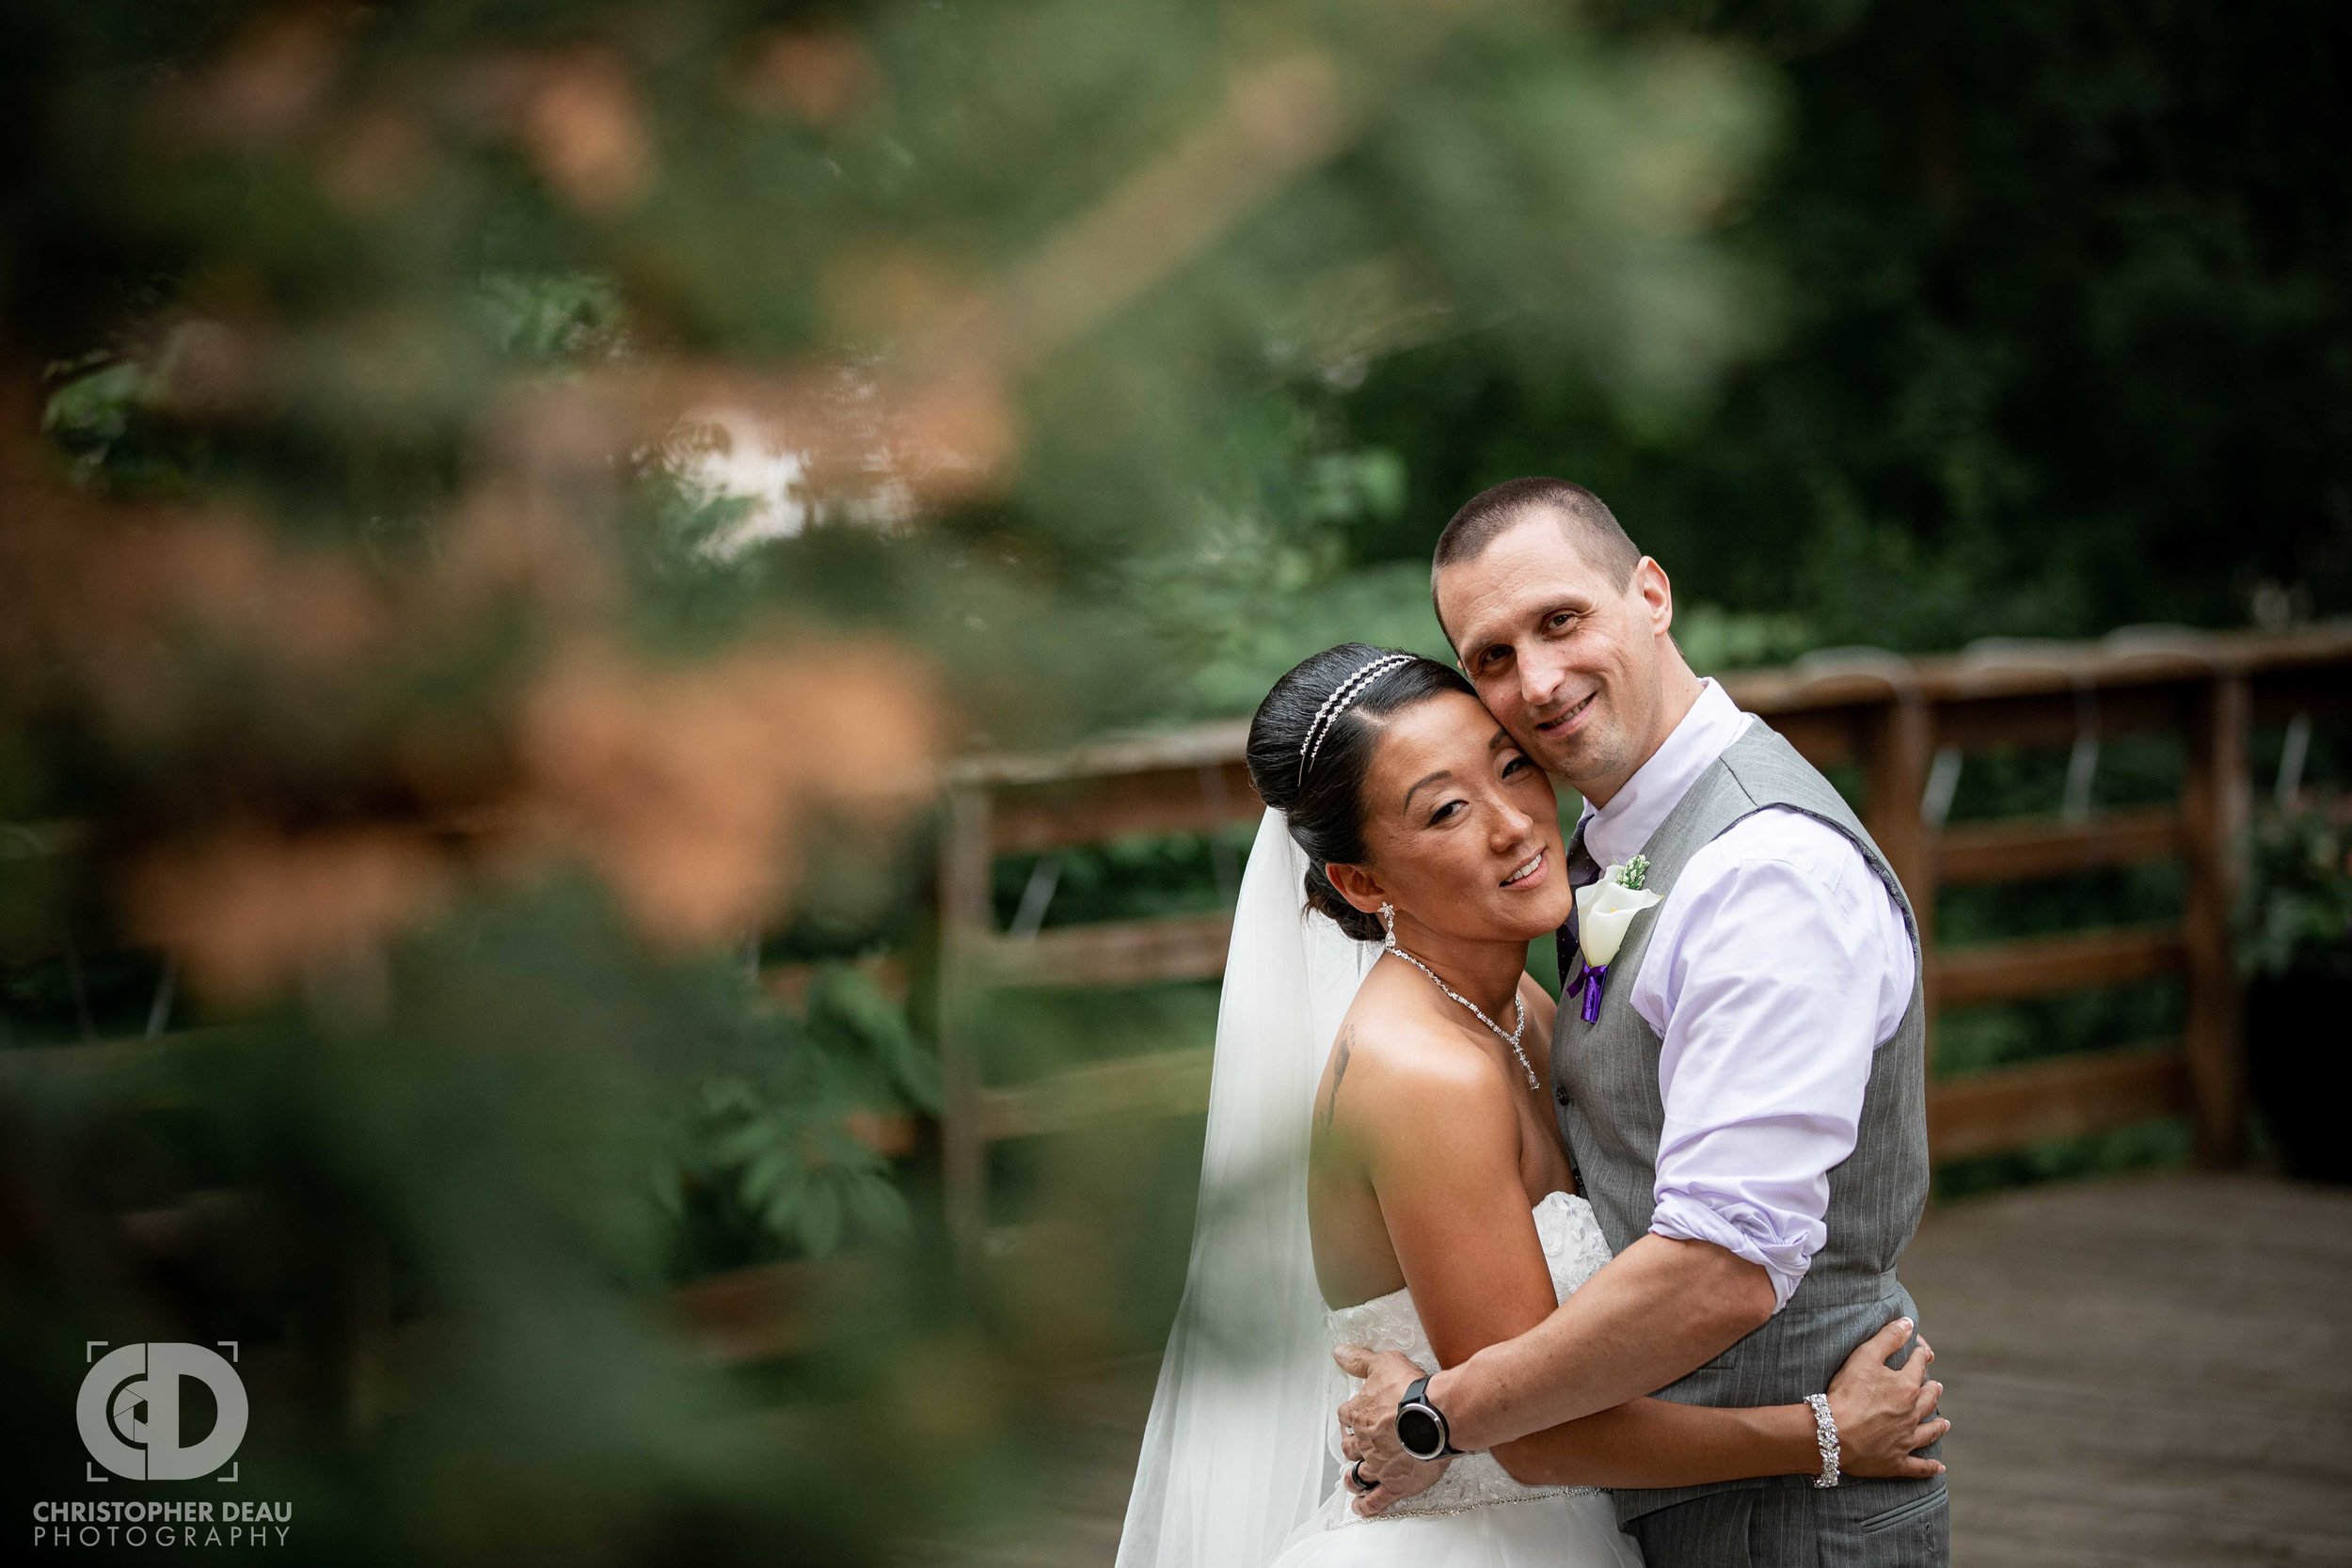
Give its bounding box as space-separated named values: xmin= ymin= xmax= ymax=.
xmin=1379 ymin=902 xmax=1397 ymax=950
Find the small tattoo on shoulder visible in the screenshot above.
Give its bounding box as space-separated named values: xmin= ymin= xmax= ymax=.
xmin=1319 ymin=1025 xmax=1356 ymax=1130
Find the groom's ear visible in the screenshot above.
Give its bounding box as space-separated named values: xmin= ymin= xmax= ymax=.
xmin=1324 ymin=862 xmax=1390 ymax=917
xmin=1633 ymin=555 xmax=1675 ymax=638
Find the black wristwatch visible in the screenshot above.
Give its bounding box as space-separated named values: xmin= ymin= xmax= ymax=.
xmin=1395 ymin=1374 xmax=1461 ymax=1461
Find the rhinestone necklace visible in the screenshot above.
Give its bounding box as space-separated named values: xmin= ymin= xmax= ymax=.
xmin=1381 ymin=925 xmax=1539 ymax=1093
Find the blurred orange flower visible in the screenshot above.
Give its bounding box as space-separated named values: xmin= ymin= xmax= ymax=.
xmin=740 ymin=25 xmax=880 ymax=127
xmin=517 ymin=641 xmax=937 ymax=947
xmin=514 ymin=49 xmax=655 ymax=213
xmin=127 ymin=826 xmax=450 ymax=1006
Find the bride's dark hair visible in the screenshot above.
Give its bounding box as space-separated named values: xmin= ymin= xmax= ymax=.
xmin=1245 ymin=643 xmax=1475 ymax=941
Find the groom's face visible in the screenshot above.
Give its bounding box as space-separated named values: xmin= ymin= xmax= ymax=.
xmin=1433 ymin=511 xmax=1674 ymax=800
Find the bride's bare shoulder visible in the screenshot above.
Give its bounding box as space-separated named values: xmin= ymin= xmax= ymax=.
xmin=1316 ymin=996 xmax=1518 ymax=1146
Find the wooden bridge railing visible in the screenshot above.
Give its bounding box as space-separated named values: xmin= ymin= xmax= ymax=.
xmin=936 ymin=624 xmax=2352 ymax=1265
xmin=8 ymin=624 xmax=2347 ymax=1350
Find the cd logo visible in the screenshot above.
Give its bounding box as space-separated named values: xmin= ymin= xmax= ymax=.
xmin=77 ymin=1342 xmax=248 ymax=1481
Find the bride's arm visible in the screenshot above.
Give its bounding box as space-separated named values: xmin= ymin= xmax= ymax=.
xmin=1355 ymin=1028 xmax=1566 ymax=1373
xmin=1355 ymin=1032 xmax=1944 ymax=1497
xmin=1486 ymin=1320 xmax=1947 ymax=1488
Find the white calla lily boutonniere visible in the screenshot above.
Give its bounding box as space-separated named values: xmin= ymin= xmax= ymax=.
xmin=1573 ymin=855 xmax=1662 ymax=1022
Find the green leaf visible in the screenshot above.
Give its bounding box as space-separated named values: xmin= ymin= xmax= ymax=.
xmin=739 ymin=1144 xmax=801 ymax=1209
xmin=41 ymin=361 xmax=145 ymax=445
xmin=809 ymin=965 xmax=942 ymax=1112
xmin=760 ymin=1168 xmax=814 ymax=1234
xmin=795 ymin=1181 xmax=845 ymax=1259
xmin=647 ymin=1166 xmax=685 ymax=1219
xmin=844 ymin=1174 xmax=911 ymax=1239
xmin=712 ymin=1117 xmax=782 ymax=1166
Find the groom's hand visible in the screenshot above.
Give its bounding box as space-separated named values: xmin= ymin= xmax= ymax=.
xmin=1335 ymin=1345 xmax=1452 ymax=1514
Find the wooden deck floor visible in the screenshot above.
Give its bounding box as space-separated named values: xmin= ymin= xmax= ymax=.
xmin=924 ymin=1172 xmax=2352 ymax=1566
xmin=1902 ymin=1172 xmax=2352 ymax=1565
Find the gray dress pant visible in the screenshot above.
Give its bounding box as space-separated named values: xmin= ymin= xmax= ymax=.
xmin=1625 ymin=1480 xmax=1949 ymax=1567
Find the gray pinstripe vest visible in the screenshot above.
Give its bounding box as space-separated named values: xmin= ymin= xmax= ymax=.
xmin=1551 ymin=719 xmax=1931 ymax=1524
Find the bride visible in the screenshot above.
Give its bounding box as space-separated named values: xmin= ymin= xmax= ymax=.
xmin=1115 ymin=645 xmax=1948 ymax=1568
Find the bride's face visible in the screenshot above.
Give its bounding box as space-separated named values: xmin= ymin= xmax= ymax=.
xmin=1336 ymin=690 xmax=1573 ymax=942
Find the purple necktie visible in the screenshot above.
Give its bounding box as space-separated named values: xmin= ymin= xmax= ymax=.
xmin=1552 ymin=824 xmax=1602 ymax=1191
xmin=1556 ymin=825 xmax=1602 ymax=996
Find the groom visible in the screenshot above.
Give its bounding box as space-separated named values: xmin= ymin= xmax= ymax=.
xmin=1337 ymin=478 xmax=1947 ymax=1563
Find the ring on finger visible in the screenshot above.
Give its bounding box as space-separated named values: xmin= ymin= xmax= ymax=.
xmin=1348 ymin=1460 xmax=1378 ymax=1495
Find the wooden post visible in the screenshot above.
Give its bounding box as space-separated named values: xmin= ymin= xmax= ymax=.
xmin=1863 ymin=686 xmax=1941 ymax=1069
xmin=2180 ymin=673 xmax=2250 ymax=1165
xmin=937 ymin=786 xmax=995 ymax=1272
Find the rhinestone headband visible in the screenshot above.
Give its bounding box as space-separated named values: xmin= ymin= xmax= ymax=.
xmin=1299 ymin=654 xmax=1413 ymax=780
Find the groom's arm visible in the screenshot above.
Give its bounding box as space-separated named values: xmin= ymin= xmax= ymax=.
xmin=1343 ymin=819 xmax=1911 ymax=1478
xmin=1339 ymin=1233 xmax=1774 ymax=1491
xmin=1446 ymin=1236 xmax=1771 ymax=1447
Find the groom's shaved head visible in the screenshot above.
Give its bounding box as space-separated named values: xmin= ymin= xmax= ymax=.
xmin=1432 ymin=477 xmax=1641 ymax=588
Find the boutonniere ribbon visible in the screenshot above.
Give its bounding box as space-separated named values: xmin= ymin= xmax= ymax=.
xmin=1573 ymin=855 xmax=1661 ymax=1022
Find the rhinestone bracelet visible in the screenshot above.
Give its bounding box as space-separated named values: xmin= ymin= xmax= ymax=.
xmin=1804 ymin=1393 xmax=1841 ymax=1489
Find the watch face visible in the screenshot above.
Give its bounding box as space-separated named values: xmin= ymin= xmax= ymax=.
xmin=1395 ymin=1404 xmax=1442 ymax=1460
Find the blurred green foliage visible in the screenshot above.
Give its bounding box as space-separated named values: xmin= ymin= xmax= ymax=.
xmin=2 ymin=0 xmax=2345 ymax=1560
xmin=670 ymin=963 xmax=939 ymax=1268
xmin=0 ymin=0 xmax=1797 ymax=1560
xmin=1134 ymin=0 xmax=2352 ymax=727
xmin=1324 ymin=0 xmax=2352 ymax=648
xmin=2240 ymin=808 xmax=2352 ymax=983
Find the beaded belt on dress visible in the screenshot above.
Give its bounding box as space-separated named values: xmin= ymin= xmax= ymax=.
xmin=1371 ymin=1483 xmax=1601 ymax=1521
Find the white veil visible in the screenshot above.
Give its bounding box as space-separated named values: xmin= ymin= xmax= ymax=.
xmin=1114 ymin=807 xmax=1377 ymax=1568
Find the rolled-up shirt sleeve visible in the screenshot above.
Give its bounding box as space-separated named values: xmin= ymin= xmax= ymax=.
xmin=1632 ymin=812 xmax=1915 ymax=1311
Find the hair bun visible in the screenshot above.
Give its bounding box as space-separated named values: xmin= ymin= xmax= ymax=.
xmin=1303 ymin=861 xmax=1384 ymax=942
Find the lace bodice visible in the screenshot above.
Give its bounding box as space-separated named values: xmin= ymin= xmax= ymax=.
xmin=1322 ymin=1190 xmax=1614 ymax=1522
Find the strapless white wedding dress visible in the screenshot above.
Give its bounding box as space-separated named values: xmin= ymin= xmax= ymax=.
xmin=1266 ymin=1191 xmax=1645 ymax=1567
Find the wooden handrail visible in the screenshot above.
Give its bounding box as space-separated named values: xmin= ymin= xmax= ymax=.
xmin=1926 ymin=1046 xmax=2190 ymax=1162
xmin=932 ymin=623 xmax=2352 ymax=1262
xmin=943 ymin=624 xmax=2352 ymax=790
xmin=976 ymin=1050 xmax=1214 ymax=1141
xmin=982 ymin=913 xmax=1234 ymax=990
xmin=1931 ymin=925 xmax=2189 ymax=1008
xmin=1936 ymin=806 xmax=2186 ymax=883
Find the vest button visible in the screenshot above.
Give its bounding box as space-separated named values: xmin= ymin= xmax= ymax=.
xmin=1554 ymin=1086 xmax=1571 ymax=1106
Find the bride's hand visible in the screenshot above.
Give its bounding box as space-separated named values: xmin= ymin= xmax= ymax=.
xmin=1826 ymin=1318 xmax=1949 ymax=1481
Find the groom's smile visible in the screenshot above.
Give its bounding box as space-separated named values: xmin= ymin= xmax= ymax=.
xmin=1534 ymin=689 xmax=1599 ymax=738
